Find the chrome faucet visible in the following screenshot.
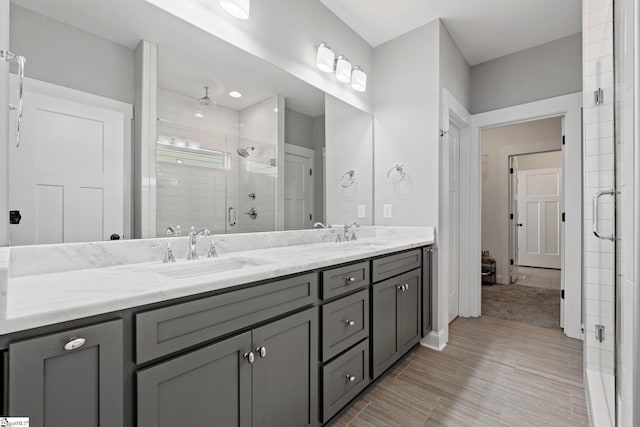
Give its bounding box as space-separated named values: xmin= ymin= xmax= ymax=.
xmin=313 ymin=222 xmax=331 ymax=229
xmin=166 ymin=225 xmax=182 ymax=236
xmin=347 ymin=223 xmax=361 ymax=241
xmin=187 ymin=226 xmax=211 ymax=260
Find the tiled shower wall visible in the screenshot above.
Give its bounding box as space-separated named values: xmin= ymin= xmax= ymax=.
xmin=583 ymin=0 xmax=616 ymax=424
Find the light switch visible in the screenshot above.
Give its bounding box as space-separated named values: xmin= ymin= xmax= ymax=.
xmin=357 ymin=205 xmax=366 ymax=219
xmin=383 ymin=204 xmax=392 ymax=219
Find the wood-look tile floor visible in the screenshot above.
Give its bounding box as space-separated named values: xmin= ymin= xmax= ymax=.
xmin=331 ymin=316 xmax=587 ymax=427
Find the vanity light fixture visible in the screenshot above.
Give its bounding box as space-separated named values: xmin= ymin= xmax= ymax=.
xmin=335 ymin=56 xmax=352 ymax=83
xmin=316 ymin=43 xmax=335 ymax=73
xmin=220 ymin=0 xmax=250 ymax=20
xmin=229 ymin=91 xmax=243 ymax=98
xmin=351 ymin=66 xmax=367 ymax=92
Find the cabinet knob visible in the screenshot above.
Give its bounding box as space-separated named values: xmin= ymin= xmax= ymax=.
xmin=345 ymin=374 xmax=356 ymax=382
xmin=345 ymin=276 xmax=356 ymax=283
xmin=244 ymin=351 xmax=255 ymax=364
xmin=345 ymin=320 xmax=355 ymax=326
xmin=402 ymin=284 xmax=409 ymax=291
xmin=63 ymin=337 xmax=87 ymax=351
xmin=256 ymin=346 xmax=267 ymax=358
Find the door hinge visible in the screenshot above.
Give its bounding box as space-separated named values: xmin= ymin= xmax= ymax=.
xmin=309 ymin=213 xmax=312 ymax=221
xmin=309 ymin=168 xmax=313 ymax=176
xmin=510 ymin=167 xmax=514 ymax=174
xmin=596 ymin=324 xmax=605 ymax=343
xmin=561 ymin=289 xmax=565 ymax=299
xmin=562 ymin=135 xmax=566 ymax=145
xmin=510 ymin=259 xmax=514 ymax=265
xmin=594 ymin=88 xmax=604 ymax=105
xmin=562 ymin=212 xmax=565 ymax=222
xmin=9 ymin=210 xmax=21 ymax=225
xmin=510 ymin=213 xmax=514 ymax=220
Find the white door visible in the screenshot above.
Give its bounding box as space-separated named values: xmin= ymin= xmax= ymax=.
xmin=448 ymin=122 xmax=460 ymax=322
xmin=284 ymin=144 xmax=314 ymax=230
xmin=517 ymin=168 xmax=562 ymax=269
xmin=9 ymin=79 xmax=127 ymax=245
xmin=509 ymin=157 xmax=519 ymax=283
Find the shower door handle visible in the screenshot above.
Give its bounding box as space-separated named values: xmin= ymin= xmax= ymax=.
xmin=592 ymin=189 xmax=616 ymax=241
xmin=1 ymin=50 xmax=26 ymax=148
xmin=228 ymin=207 xmax=237 ymax=227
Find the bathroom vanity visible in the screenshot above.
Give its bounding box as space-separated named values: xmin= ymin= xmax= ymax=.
xmin=0 ymin=227 xmax=435 ymax=427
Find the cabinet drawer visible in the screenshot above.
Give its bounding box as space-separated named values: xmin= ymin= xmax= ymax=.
xmin=321 ymin=290 xmax=369 ymax=362
xmin=372 ymin=249 xmax=421 ymax=283
xmin=321 ymin=339 xmax=370 ymax=423
xmin=321 ymin=261 xmax=369 ymax=300
xmin=136 ymin=273 xmax=317 ymax=364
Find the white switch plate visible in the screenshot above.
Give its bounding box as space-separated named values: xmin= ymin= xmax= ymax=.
xmin=357 ymin=205 xmax=366 ymax=219
xmin=383 ymin=204 xmax=392 ymax=219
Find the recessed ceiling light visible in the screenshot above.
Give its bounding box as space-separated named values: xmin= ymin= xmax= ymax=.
xmin=273 ymin=108 xmax=279 ymax=113
xmin=220 ymin=0 xmax=250 ymax=20
xmin=176 ymin=159 xmax=183 ymax=164
xmin=229 ymin=91 xmax=242 ymax=98
xmin=194 ymin=111 xmax=205 ymax=118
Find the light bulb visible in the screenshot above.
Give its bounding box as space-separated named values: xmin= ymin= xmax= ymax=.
xmin=335 ymin=56 xmax=352 ymax=83
xmin=351 ymin=66 xmax=367 ymax=92
xmin=220 ymin=0 xmax=250 ymax=19
xmin=316 ymin=43 xmax=335 ymax=73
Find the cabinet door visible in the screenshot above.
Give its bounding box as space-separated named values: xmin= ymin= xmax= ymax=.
xmin=8 ymin=319 xmax=123 ymax=427
xmin=137 ymin=332 xmax=252 ymax=427
xmin=398 ymin=269 xmax=422 ymax=355
xmin=371 ymin=277 xmax=400 ymax=379
xmin=252 ymin=308 xmax=318 ymax=427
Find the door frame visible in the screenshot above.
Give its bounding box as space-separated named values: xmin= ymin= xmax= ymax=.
xmin=425 ymin=89 xmax=470 ymax=351
xmin=9 ymin=76 xmax=134 ymax=240
xmin=463 ymin=92 xmax=583 ymax=339
xmin=284 ymin=143 xmax=315 ymax=229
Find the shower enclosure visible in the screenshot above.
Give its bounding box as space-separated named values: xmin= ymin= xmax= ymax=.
xmin=154 ymin=89 xmax=280 ymax=237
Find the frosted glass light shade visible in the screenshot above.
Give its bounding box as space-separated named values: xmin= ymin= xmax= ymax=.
xmin=316 ymin=43 xmax=335 ymax=73
xmin=335 ymin=56 xmax=352 ymax=83
xmin=351 ymin=66 xmax=367 ymax=92
xmin=220 ymin=0 xmax=250 ymax=19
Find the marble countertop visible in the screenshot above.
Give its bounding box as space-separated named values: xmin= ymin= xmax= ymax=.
xmin=0 ymin=227 xmax=434 ymax=335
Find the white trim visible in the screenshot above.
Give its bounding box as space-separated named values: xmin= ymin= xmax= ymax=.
xmin=438 ymin=89 xmax=471 ymax=343
xmin=284 ymin=143 xmax=315 ymax=229
xmin=467 ymin=92 xmax=583 ymax=339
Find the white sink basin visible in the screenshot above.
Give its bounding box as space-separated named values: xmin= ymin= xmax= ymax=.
xmin=153 ymin=257 xmax=272 ymax=279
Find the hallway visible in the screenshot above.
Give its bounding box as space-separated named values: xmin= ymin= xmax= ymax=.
xmin=332 ymin=316 xmax=586 ymax=426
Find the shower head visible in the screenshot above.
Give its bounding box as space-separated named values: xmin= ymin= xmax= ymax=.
xmin=198 ymin=86 xmax=215 ymax=106
xmin=237 ymin=146 xmax=255 ymax=158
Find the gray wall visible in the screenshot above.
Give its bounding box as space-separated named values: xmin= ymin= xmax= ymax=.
xmin=439 ymin=23 xmax=470 ymax=110
xmin=10 ymin=5 xmax=134 ymax=103
xmin=285 ymin=108 xmax=314 ymax=149
xmin=470 ymin=33 xmax=582 ymax=114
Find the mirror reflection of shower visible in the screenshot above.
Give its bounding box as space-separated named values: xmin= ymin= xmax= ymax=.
xmin=237 ymin=146 xmax=255 ymax=158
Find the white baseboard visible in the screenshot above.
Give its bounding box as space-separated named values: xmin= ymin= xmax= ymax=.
xmin=420 ymin=329 xmax=448 ymax=351
xmin=585 ymin=369 xmax=615 ymax=427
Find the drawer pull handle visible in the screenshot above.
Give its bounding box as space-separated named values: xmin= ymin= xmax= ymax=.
xmin=256 ymin=346 xmax=267 ymax=358
xmin=345 ymin=320 xmax=356 ymax=326
xmin=345 ymin=276 xmax=356 ymax=283
xmin=244 ymin=351 xmax=255 ymax=364
xmin=64 ymin=337 xmax=87 ymax=351
xmin=345 ymin=374 xmax=356 ymax=382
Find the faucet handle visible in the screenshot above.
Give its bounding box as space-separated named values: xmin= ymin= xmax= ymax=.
xmin=207 ymin=239 xmax=218 ymax=258
xmin=152 ymin=242 xmax=176 ymax=263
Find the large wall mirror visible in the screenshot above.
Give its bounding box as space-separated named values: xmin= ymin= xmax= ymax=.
xmin=5 ymin=0 xmax=373 ymax=245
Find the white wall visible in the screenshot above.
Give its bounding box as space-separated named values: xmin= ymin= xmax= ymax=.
xmin=145 ymin=0 xmax=373 ymax=113
xmin=325 ymin=94 xmax=373 ymax=226
xmin=516 ymin=151 xmax=563 ymax=170
xmin=373 ymin=21 xmax=440 ymax=227
xmin=470 ymin=33 xmax=583 ymax=114
xmin=0 ymin=0 xmax=9 ymax=246
xmin=312 ymin=115 xmax=326 ymax=223
xmin=481 ymin=117 xmax=562 ymax=284
xmin=10 ymin=5 xmax=134 ymax=104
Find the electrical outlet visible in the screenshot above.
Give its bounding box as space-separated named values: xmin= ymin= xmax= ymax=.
xmin=383 ymin=204 xmax=392 ymax=219
xmin=357 ymin=205 xmax=366 ymax=219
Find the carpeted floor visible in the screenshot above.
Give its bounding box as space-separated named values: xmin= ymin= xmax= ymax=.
xmin=482 ymin=283 xmax=561 ymax=329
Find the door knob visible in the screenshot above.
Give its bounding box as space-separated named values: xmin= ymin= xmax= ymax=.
xmin=256 ymin=346 xmax=267 ymax=358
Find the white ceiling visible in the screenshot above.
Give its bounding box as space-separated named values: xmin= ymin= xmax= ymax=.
xmin=11 ymin=0 xmax=326 ymax=116
xmin=319 ymin=0 xmax=582 ymax=65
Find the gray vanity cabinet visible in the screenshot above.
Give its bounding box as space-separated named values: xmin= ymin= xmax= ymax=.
xmin=422 ymin=247 xmax=435 ymax=337
xmin=137 ymin=307 xmax=318 ymax=427
xmin=137 ymin=332 xmax=252 ymax=427
xmin=252 ymin=308 xmax=318 ymax=427
xmin=371 ymin=268 xmax=421 ymax=379
xmin=8 ymin=319 xmax=124 ymax=427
